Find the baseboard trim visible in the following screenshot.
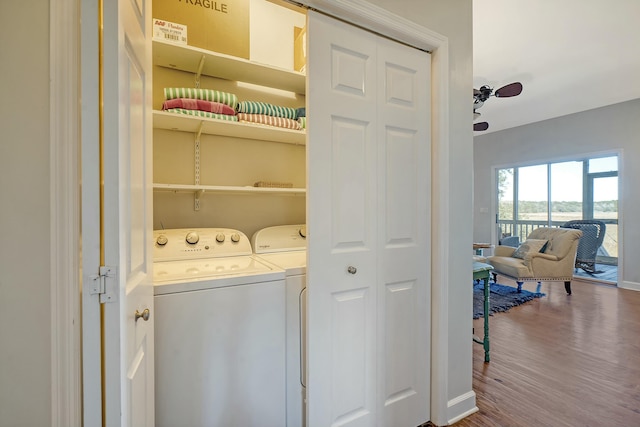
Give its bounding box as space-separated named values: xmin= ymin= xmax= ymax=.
xmin=620 ymin=280 xmax=640 ymax=292
xmin=447 ymin=390 xmax=478 ymax=425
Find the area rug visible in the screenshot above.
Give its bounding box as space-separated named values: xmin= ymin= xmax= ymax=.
xmin=473 ymin=282 xmax=545 ymax=319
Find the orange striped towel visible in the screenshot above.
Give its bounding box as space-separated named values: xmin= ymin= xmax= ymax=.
xmin=237 ymin=113 xmax=301 ymax=130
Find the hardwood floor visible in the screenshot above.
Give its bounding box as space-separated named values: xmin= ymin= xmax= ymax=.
xmin=451 ymin=278 xmax=640 ymax=427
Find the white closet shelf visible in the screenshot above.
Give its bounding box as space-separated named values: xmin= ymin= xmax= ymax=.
xmin=153 ymin=183 xmax=307 ymax=196
xmin=153 ymin=110 xmax=306 ymax=145
xmin=153 ymin=38 xmax=306 ymax=95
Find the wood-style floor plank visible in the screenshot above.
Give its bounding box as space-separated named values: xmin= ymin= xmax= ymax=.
xmin=449 ymin=278 xmax=640 ymax=427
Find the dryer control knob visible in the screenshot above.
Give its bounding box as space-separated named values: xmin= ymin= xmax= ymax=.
xmin=230 ymin=233 xmax=240 ymax=243
xmin=186 ymin=232 xmax=199 ymax=244
xmin=299 ymin=226 xmax=307 ymax=238
xmin=156 ymin=235 xmax=168 ymax=246
xmin=216 ymin=233 xmax=226 ymax=243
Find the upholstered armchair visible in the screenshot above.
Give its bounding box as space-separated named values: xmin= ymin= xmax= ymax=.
xmin=487 ymin=227 xmax=583 ymax=295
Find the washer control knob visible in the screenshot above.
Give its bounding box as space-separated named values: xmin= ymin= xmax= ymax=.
xmin=299 ymin=226 xmax=307 ymax=238
xmin=185 ymin=232 xmax=199 ymax=244
xmin=156 ymin=234 xmax=168 ymax=246
xmin=216 ymin=233 xmax=226 ymax=243
xmin=230 ymin=233 xmax=240 ymax=243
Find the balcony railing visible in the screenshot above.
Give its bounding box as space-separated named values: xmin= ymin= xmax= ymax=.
xmin=497 ymin=219 xmax=618 ymax=265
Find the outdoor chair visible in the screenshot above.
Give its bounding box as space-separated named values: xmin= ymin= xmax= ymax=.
xmin=487 ymin=227 xmax=582 ymax=295
xmin=499 ymin=235 xmax=520 ymax=247
xmin=561 ymin=220 xmax=606 ymax=274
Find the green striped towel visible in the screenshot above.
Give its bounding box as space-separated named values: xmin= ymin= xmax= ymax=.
xmin=164 ymin=108 xmax=239 ymax=121
xmin=164 ymin=88 xmax=238 ymax=109
xmin=298 ymin=117 xmax=306 ymax=129
xmin=237 ymin=101 xmax=297 ymax=119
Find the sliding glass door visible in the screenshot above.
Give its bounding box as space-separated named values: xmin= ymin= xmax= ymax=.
xmin=496 ymin=155 xmax=618 ymax=265
xmin=587 ymin=157 xmax=618 ymax=263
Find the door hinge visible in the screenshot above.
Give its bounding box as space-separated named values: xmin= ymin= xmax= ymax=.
xmin=90 ymin=265 xmax=118 ymax=304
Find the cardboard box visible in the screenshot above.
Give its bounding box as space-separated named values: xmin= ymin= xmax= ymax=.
xmin=153 ymin=0 xmax=250 ymax=59
xmin=294 ymin=25 xmax=306 ymax=73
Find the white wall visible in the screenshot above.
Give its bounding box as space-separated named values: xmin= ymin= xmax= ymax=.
xmin=474 ymin=99 xmax=640 ymax=290
xmin=0 ymin=2 xmax=52 ymax=426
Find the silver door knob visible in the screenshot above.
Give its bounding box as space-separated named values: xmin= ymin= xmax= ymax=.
xmin=135 ymin=308 xmax=150 ymax=322
xmin=347 ymin=266 xmax=357 ymax=274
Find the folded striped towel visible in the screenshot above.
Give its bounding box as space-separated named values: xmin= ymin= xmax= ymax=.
xmin=164 ymin=108 xmax=239 ymax=121
xmin=237 ymin=113 xmax=301 ymax=130
xmin=237 ymin=101 xmax=297 ymax=119
xmin=164 ymin=88 xmax=238 ymax=109
xmin=162 ymin=98 xmax=236 ymax=115
xmin=297 ymin=117 xmax=306 ymax=129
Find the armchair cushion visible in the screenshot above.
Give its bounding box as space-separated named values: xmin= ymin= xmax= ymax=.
xmin=494 ymin=245 xmax=516 ymax=257
xmin=512 ymin=239 xmax=548 ymax=259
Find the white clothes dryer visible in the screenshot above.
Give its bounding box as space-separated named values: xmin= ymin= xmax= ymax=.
xmin=153 ymin=228 xmax=286 ymax=427
xmin=251 ymin=224 xmax=307 ymax=427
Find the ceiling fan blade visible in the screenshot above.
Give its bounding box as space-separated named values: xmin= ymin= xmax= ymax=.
xmin=474 ymin=121 xmax=489 ymax=131
xmin=494 ymin=82 xmax=523 ymax=98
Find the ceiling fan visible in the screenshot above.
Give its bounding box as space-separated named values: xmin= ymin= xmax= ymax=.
xmin=473 ymin=82 xmax=523 ymax=131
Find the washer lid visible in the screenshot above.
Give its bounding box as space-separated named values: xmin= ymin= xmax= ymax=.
xmin=153 ymin=255 xmax=275 ymax=283
xmin=251 ymin=224 xmax=307 ymax=254
xmin=153 ymin=255 xmax=285 ymax=295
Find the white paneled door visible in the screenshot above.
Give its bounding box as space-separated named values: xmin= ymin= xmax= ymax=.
xmin=307 ymin=10 xmax=431 ymax=427
xmin=81 ymin=0 xmax=154 ymax=425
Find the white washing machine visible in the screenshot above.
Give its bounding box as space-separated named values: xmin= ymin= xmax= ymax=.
xmin=251 ymin=224 xmax=307 ymax=427
xmin=153 ymin=228 xmax=286 ymax=427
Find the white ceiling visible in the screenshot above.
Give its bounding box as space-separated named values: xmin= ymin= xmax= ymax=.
xmin=473 ymin=0 xmax=640 ymax=134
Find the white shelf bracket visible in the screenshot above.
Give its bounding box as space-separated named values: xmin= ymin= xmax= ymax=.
xmin=194 ymin=54 xmax=206 ymax=88
xmin=195 ymin=120 xmax=204 ymax=141
xmin=194 ymin=121 xmax=203 ymax=211
xmin=194 ymin=189 xmax=205 ymax=211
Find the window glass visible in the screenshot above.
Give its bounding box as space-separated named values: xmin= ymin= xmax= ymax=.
xmin=550 ymin=161 xmax=582 ymax=223
xmin=497 ymin=168 xmax=513 ymax=220
xmin=589 ymin=156 xmax=618 ymax=173
xmin=517 ymin=164 xmax=548 ymax=222
xmin=593 ymin=176 xmax=618 ymax=219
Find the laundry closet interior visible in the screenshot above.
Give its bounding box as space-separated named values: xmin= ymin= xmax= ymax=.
xmin=151 ymin=1 xmax=309 ymax=426
xmin=152 ymin=0 xmax=307 ymax=234
xmin=150 ymin=1 xmax=433 ymax=426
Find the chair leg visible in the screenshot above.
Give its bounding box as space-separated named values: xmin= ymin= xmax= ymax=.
xmin=536 ymin=282 xmax=542 ymax=293
xmin=516 ymin=281 xmax=523 ymax=293
xmin=491 ymin=272 xmax=497 ymax=283
xmin=564 ymin=281 xmax=572 ymax=295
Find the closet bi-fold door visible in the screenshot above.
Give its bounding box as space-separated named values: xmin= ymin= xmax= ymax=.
xmin=307 ymin=10 xmax=431 ymax=427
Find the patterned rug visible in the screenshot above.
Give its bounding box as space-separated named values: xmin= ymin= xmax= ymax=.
xmin=473 ymin=282 xmax=546 ymax=319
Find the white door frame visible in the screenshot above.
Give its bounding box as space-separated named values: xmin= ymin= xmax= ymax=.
xmin=51 ymin=0 xmax=452 ymax=425
xmin=50 ymin=0 xmax=82 ymax=425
